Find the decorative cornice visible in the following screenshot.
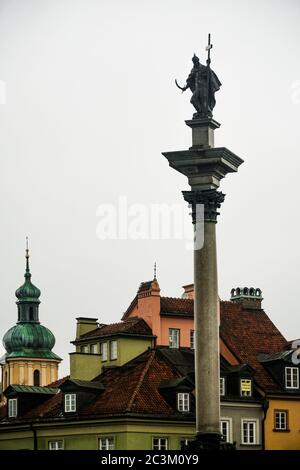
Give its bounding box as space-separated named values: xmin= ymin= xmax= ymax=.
xmin=182 ymin=189 xmax=225 ymax=223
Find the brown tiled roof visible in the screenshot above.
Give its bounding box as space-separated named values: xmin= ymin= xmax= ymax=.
xmin=22 ymin=393 xmax=63 ymax=419
xmin=220 ymin=301 xmax=288 ymax=392
xmin=78 ymin=317 xmax=153 ymax=341
xmin=9 ymin=350 xmax=180 ymax=420
xmin=47 ymin=376 xmax=69 ymax=388
xmin=81 ymin=349 xmax=178 ymax=416
xmin=160 ymin=297 xmax=193 ymax=316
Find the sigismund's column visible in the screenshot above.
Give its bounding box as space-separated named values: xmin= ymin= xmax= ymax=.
xmin=163 ymin=45 xmax=243 ymax=449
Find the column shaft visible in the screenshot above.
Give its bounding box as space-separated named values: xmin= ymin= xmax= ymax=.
xmin=194 ymin=221 xmax=220 ymax=435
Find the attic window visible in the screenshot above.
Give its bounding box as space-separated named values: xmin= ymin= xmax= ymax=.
xmin=190 ymin=330 xmax=195 ymax=350
xmin=64 ymin=393 xmax=76 ymax=412
xmin=285 ymin=367 xmax=299 ymax=389
xmin=220 ymin=377 xmax=225 ymax=397
xmin=240 ymin=379 xmax=252 ymax=397
xmin=8 ymin=398 xmax=17 ymax=418
xmin=177 ymin=392 xmax=190 ymax=412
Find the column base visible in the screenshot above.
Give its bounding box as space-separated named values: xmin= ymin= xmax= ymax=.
xmin=183 ymin=433 xmax=236 ymax=451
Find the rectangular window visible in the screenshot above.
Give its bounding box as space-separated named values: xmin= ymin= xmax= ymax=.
xmin=101 ymin=342 xmax=108 ymax=361
xmin=242 ymin=419 xmax=257 ymax=445
xmin=64 ymin=393 xmax=76 ymax=412
xmin=152 ymin=438 xmax=168 ymax=450
xmin=91 ymin=344 xmax=98 ymax=354
xmin=285 ymin=367 xmax=299 ymax=389
xmin=48 ymin=440 xmax=64 ymax=450
xmin=81 ymin=345 xmax=89 ymax=353
xmin=240 ymin=379 xmax=252 ymax=397
xmin=220 ymin=419 xmax=231 ymax=443
xmin=220 ymin=377 xmax=225 ymax=397
xmin=110 ymin=340 xmax=118 ymax=360
xmin=8 ymin=398 xmax=17 ymax=418
xmin=169 ymin=329 xmax=180 ymax=349
xmin=190 ymin=330 xmax=195 ymax=349
xmin=274 ymin=410 xmax=288 ymax=430
xmin=99 ymin=437 xmax=114 ymax=450
xmin=177 ymin=392 xmax=190 ymax=412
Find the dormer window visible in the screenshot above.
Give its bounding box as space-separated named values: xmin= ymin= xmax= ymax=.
xmin=240 ymin=379 xmax=252 ymax=397
xmin=91 ymin=343 xmax=98 ymax=354
xmin=64 ymin=393 xmax=76 ymax=412
xmin=8 ymin=398 xmax=17 ymax=418
xmin=220 ymin=377 xmax=225 ymax=397
xmin=177 ymin=392 xmax=190 ymax=412
xmin=101 ymin=342 xmax=108 ymax=361
xmin=285 ymin=367 xmax=299 ymax=389
xmin=110 ymin=340 xmax=118 ymax=360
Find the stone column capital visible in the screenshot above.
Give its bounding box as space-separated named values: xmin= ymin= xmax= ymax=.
xmin=182 ymin=189 xmax=225 ymax=223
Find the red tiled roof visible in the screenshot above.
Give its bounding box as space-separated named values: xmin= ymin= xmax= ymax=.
xmin=160 ymin=296 xmax=288 ymax=392
xmin=220 ymin=301 xmax=288 ymax=392
xmin=47 ymin=375 xmax=69 ymax=388
xmin=22 ymin=393 xmax=63 ymax=419
xmin=78 ymin=317 xmax=153 ymax=340
xmin=160 ymin=297 xmax=194 ymax=315
xmin=14 ymin=350 xmax=180 ymax=420
xmin=81 ymin=350 xmax=178 ymax=416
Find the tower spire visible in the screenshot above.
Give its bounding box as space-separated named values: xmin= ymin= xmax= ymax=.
xmin=154 ymin=262 xmax=157 ymax=280
xmin=25 ymin=236 xmax=30 ymax=278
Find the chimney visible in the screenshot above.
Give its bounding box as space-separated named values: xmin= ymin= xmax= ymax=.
xmin=230 ymin=287 xmax=263 ymax=310
xmin=75 ymin=317 xmax=98 ymax=340
xmin=182 ymin=284 xmax=194 ymax=299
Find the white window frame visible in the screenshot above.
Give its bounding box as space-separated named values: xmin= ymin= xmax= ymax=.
xmin=152 ymin=437 xmax=168 ymax=450
xmin=8 ymin=398 xmax=17 ymax=418
xmin=64 ymin=393 xmax=76 ymax=412
xmin=48 ymin=440 xmax=64 ymax=450
xmin=220 ymin=377 xmax=225 ymax=397
xmin=241 ymin=418 xmax=259 ymax=445
xmin=90 ymin=343 xmax=98 ymax=354
xmin=81 ymin=345 xmax=89 ymax=353
xmin=99 ymin=436 xmax=115 ymax=450
xmin=190 ymin=330 xmax=195 ymax=350
xmin=110 ymin=340 xmax=118 ymax=360
xmin=177 ymin=392 xmax=190 ymax=412
xmin=169 ymin=328 xmax=180 ymax=349
xmin=101 ymin=342 xmax=108 ymax=361
xmin=274 ymin=410 xmax=288 ymax=430
xmin=285 ymin=367 xmax=299 ymax=389
xmin=240 ymin=378 xmax=252 ymax=397
xmin=220 ymin=417 xmax=233 ymax=443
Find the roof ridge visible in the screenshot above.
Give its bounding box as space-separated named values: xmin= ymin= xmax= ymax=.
xmin=125 ymin=350 xmax=156 ymax=412
xmin=161 ymin=296 xmax=192 ymax=301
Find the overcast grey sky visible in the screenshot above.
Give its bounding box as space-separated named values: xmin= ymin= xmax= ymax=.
xmin=0 ymin=0 xmax=299 ymax=377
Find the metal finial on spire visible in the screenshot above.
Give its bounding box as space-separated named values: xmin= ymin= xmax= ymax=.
xmin=154 ymin=262 xmax=157 ymax=280
xmin=25 ymin=236 xmax=30 ymax=273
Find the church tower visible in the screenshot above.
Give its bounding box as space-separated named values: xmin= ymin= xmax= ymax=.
xmin=1 ymin=243 xmax=61 ymax=389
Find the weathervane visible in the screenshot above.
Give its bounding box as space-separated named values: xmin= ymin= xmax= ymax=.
xmin=175 ymin=33 xmax=222 ymax=119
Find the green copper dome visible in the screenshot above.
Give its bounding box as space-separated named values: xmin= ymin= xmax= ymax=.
xmin=3 ymin=323 xmax=60 ymax=359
